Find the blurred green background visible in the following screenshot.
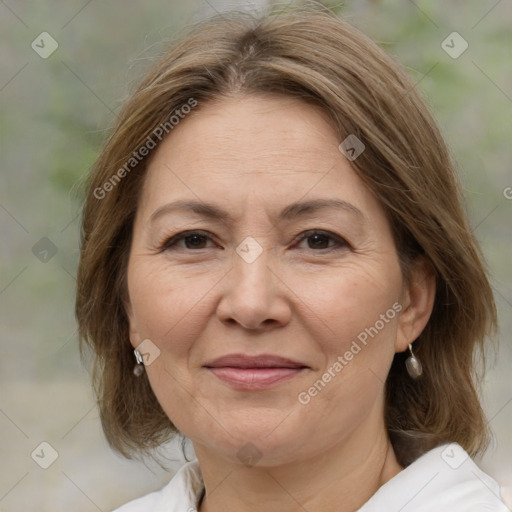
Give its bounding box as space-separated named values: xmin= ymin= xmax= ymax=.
xmin=1 ymin=1 xmax=511 ymax=510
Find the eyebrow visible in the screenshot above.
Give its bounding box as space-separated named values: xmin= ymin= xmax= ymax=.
xmin=149 ymin=198 xmax=364 ymax=226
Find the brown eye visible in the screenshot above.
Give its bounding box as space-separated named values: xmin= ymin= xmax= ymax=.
xmin=294 ymin=230 xmax=349 ymax=252
xmin=160 ymin=229 xmax=349 ymax=253
xmin=161 ymin=231 xmax=214 ymax=251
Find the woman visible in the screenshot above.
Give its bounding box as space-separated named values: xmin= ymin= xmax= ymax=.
xmin=75 ymin=4 xmax=509 ymax=511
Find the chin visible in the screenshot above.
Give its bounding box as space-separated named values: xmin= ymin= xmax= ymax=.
xmin=194 ymin=423 xmax=305 ymax=467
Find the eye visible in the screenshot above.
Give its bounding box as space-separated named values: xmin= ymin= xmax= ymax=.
xmin=159 ymin=230 xmax=216 ymax=251
xmin=159 ymin=229 xmax=349 ymax=253
xmin=293 ymin=230 xmax=349 ymax=252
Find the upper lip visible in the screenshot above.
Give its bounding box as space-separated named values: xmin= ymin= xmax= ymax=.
xmin=203 ymin=354 xmax=308 ymax=369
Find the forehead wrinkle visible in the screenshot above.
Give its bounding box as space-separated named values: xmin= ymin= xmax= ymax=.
xmin=147 ymin=198 xmax=365 ymax=232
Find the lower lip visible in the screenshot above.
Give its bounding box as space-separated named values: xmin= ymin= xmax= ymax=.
xmin=206 ymin=367 xmax=306 ymax=390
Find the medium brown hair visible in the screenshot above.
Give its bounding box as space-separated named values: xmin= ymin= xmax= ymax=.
xmin=75 ymin=2 xmax=497 ymax=466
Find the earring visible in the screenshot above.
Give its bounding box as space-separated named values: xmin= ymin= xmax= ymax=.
xmin=133 ymin=349 xmax=145 ymax=377
xmin=405 ymin=343 xmax=422 ymax=379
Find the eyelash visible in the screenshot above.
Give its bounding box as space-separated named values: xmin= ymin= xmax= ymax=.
xmin=158 ymin=229 xmax=350 ymax=253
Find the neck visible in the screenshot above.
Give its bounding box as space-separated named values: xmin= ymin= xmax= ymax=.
xmin=195 ymin=422 xmax=403 ymax=512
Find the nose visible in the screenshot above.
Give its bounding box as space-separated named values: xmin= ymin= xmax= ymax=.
xmin=215 ymin=242 xmax=292 ymax=331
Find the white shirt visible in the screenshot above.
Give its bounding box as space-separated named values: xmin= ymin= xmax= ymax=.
xmin=112 ymin=442 xmax=509 ymax=511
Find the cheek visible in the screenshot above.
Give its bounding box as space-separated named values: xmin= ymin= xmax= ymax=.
xmin=292 ymin=260 xmax=402 ymax=408
xmin=294 ymin=268 xmax=400 ymax=441
xmin=291 ymin=258 xmax=402 ymax=346
xmin=127 ymin=258 xmax=220 ymax=355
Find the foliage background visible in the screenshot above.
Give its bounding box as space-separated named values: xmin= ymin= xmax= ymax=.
xmin=1 ymin=0 xmax=510 ymax=510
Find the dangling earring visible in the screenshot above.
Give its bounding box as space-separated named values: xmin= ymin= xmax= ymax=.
xmin=405 ymin=343 xmax=422 ymax=379
xmin=133 ymin=349 xmax=144 ymax=377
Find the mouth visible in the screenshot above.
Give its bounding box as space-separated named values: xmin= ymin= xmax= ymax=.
xmin=203 ymin=353 xmax=309 ymax=390
xmin=206 ymin=367 xmax=307 ymax=390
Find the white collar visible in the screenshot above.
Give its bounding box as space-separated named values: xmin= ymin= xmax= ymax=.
xmin=357 ymin=442 xmax=508 ymax=511
xmin=113 ymin=442 xmax=508 ymax=511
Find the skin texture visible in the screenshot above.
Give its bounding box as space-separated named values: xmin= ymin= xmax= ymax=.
xmin=126 ymin=94 xmax=436 ymax=512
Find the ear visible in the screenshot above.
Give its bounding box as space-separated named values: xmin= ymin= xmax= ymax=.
xmin=395 ymin=256 xmax=436 ymax=353
xmin=124 ymin=298 xmax=142 ymax=349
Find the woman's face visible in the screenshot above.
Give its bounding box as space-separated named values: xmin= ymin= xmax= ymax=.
xmin=126 ymin=94 xmax=430 ymax=466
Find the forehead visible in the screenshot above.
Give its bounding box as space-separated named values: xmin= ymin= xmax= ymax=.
xmin=138 ymin=94 xmax=380 ymax=222
xmin=165 ymin=95 xmax=339 ymax=167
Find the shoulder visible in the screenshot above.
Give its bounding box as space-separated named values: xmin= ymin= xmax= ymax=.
xmin=111 ymin=459 xmax=204 ymax=512
xmin=359 ymin=443 xmax=509 ymax=511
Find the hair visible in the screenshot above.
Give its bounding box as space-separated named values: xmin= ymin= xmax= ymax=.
xmin=75 ymin=2 xmax=497 ymax=467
